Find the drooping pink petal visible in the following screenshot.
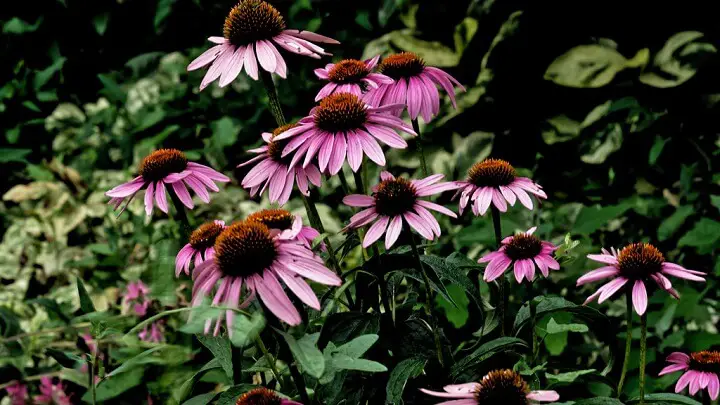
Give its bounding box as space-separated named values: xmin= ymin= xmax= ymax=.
xmin=106 ymin=176 xmax=146 ymax=197
xmin=363 ymin=216 xmax=390 ymax=248
xmin=632 ymin=280 xmax=648 ymax=315
xmin=172 ymin=180 xmax=195 ymax=209
xmin=576 ymin=266 xmax=620 ymax=286
xmin=254 ymin=272 xmax=302 ymax=325
xmin=526 ymin=390 xmax=560 ymax=402
xmin=597 ymin=277 xmax=628 ymax=303
xmin=344 ymin=194 xmax=375 ymax=207
xmin=144 ymin=181 xmax=155 ymax=216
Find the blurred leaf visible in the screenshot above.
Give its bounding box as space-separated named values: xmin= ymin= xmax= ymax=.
xmin=277 ymin=330 xmax=325 ymax=378
xmin=481 ymin=11 xmax=522 ymax=70
xmin=196 ymin=335 xmax=234 ymax=381
xmin=435 ymin=284 xmax=470 ymax=328
xmin=574 ymin=199 xmax=635 ymax=234
xmin=0 ymin=148 xmax=31 ymax=163
xmin=545 ymin=45 xmax=648 ymax=88
xmin=46 ymin=348 xmax=83 ymax=368
xmin=175 ymin=359 xmax=222 ymax=403
xmin=319 ymin=312 xmax=379 ymax=348
xmin=97 ymin=74 xmax=126 ymax=103
xmin=639 ymin=31 xmax=716 ymax=88
xmin=649 ymin=136 xmax=670 ymax=165
xmin=210 ymin=117 xmax=240 ymax=150
xmin=546 ymin=368 xmax=596 ymax=383
xmin=573 ymin=398 xmax=624 ymax=405
xmin=106 ymin=346 xmax=166 ymax=378
xmin=93 ymin=13 xmax=109 ymax=36
xmin=677 ymin=218 xmax=720 ymax=254
xmin=76 ymin=278 xmax=96 ymax=314
xmin=386 ymin=357 xmax=426 ymax=403
xmin=658 ymin=206 xmax=693 ymax=241
xmin=626 ymin=393 xmax=702 ymax=404
xmin=229 ymin=312 xmax=266 ymax=348
xmin=3 ymin=16 xmax=43 ymax=34
xmin=82 ymin=369 xmax=144 ymax=402
xmin=450 ymin=337 xmax=527 ymax=378
xmin=545 ymin=317 xmax=589 ymax=334
xmin=655 ymin=301 xmax=678 ymax=336
xmin=389 ymin=31 xmax=461 ymax=67
xmin=581 ymin=123 xmax=623 ymax=164
xmin=34 ymin=57 xmax=67 ymax=90
xmin=181 ymin=392 xmax=217 ymax=405
xmin=155 ymin=0 xmax=177 ymax=33
xmin=355 ymin=10 xmax=372 ymax=30
xmin=515 ymin=296 xmax=606 ymax=332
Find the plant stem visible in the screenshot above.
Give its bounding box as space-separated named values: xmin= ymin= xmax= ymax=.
xmin=338 ymin=172 xmax=351 ymax=195
xmin=411 ymin=118 xmax=428 ymax=177
xmin=170 ymin=192 xmax=192 ymax=237
xmin=255 ymin=337 xmax=280 ymax=385
xmin=639 ymin=311 xmax=648 ymax=405
xmin=617 ymin=291 xmax=633 ymax=398
xmin=527 ymin=282 xmax=537 ymax=362
xmin=407 ymin=229 xmax=444 ymax=367
xmin=259 ymin=69 xmax=286 ymax=126
xmin=89 ymin=351 xmax=97 ymax=405
xmin=490 ymin=206 xmax=505 ymax=336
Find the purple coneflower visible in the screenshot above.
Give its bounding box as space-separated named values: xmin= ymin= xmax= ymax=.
xmin=420 ymin=369 xmax=559 ymax=405
xmin=138 ymin=320 xmax=165 ymax=343
xmin=192 ymin=219 xmax=341 ymax=330
xmin=479 ymin=227 xmax=559 ymax=283
xmin=4 ymin=382 xmax=27 ymax=405
xmin=578 ymin=243 xmax=706 ymax=315
xmin=34 ymin=377 xmax=71 ymax=405
xmin=176 ymin=220 xmax=227 ymax=277
xmin=272 ymin=92 xmax=415 ymax=175
xmin=106 ymin=149 xmax=230 ymax=216
xmin=239 ymin=124 xmax=322 ymax=206
xmin=246 ymin=209 xmax=322 ymax=250
xmin=343 ymin=171 xmax=458 ymax=249
xmin=660 ymin=351 xmax=720 ymax=400
xmin=236 ymin=387 xmax=301 ymax=405
xmin=121 ymin=280 xmax=151 ymax=316
xmin=314 ymin=56 xmax=393 ymax=101
xmin=453 ymin=159 xmax=546 ymax=216
xmin=364 ymin=52 xmax=465 ymax=122
xmin=187 ymin=0 xmax=338 ymax=89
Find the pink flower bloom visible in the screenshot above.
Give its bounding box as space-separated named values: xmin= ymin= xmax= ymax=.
xmin=246 ymin=209 xmax=323 ymax=250
xmin=138 ymin=320 xmax=165 ymax=343
xmin=420 ymin=369 xmax=559 ymax=404
xmin=313 ymin=56 xmax=393 ymax=101
xmin=122 ymin=280 xmax=151 ymax=316
xmin=191 ymin=220 xmax=341 ymax=330
xmin=659 ymin=351 xmax=720 ymax=400
xmin=187 ymin=0 xmax=339 ymax=89
xmin=364 ymin=52 xmax=465 ymax=122
xmin=578 ymin=243 xmax=706 ymax=315
xmin=239 ymin=124 xmax=322 ymax=205
xmin=176 ymin=220 xmax=227 ymax=277
xmin=271 ymin=93 xmax=416 ymax=175
xmin=34 ymin=377 xmax=71 ymax=405
xmin=343 ymin=171 xmax=459 ymax=249
xmin=236 ymin=387 xmax=302 ymax=405
xmin=453 ymin=158 xmax=546 ymax=216
xmin=478 ymin=227 xmax=559 ymax=283
xmin=5 ymin=382 xmax=28 ymax=405
xmin=106 ymin=149 xmax=230 ymax=216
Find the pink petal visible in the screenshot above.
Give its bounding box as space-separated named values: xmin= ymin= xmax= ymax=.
xmin=274 ymin=268 xmax=320 ymax=310
xmin=576 ymin=266 xmax=620 ymax=286
xmin=385 ymin=215 xmax=403 ymax=249
xmin=587 ymin=253 xmax=618 ymax=265
xmin=254 ymin=272 xmax=302 ymax=325
xmin=243 ymin=46 xmax=259 ymax=80
xmin=144 ymin=181 xmax=155 ymax=216
xmin=219 ymin=46 xmax=246 ymax=87
xmin=171 ymin=181 xmax=194 ymax=209
xmin=363 ymin=216 xmax=390 ymax=248
xmin=255 ymin=40 xmax=277 ymax=73
xmin=106 ymin=176 xmax=146 ymax=197
xmin=418 ymin=388 xmax=473 ymax=399
xmin=659 ymin=363 xmax=690 ymax=376
xmin=154 ymin=181 xmax=169 ymax=213
xmin=632 ymin=280 xmax=648 ymax=315
xmin=526 ymin=390 xmax=560 ymax=402
xmin=344 ymin=194 xmax=374 ymax=207
xmin=598 ymin=277 xmax=628 ymax=303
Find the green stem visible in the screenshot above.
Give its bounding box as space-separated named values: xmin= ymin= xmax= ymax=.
xmin=170 ymin=192 xmax=192 ymax=237
xmin=408 ymin=230 xmax=444 ymax=367
xmin=527 ymin=283 xmax=537 ymax=362
xmin=617 ymin=291 xmax=633 ymax=398
xmin=338 ymin=172 xmax=351 ymax=195
xmin=255 ymin=337 xmax=280 ymax=384
xmin=411 ymin=118 xmax=428 ymax=177
xmin=89 ymin=351 xmax=97 ymax=405
xmin=639 ymin=311 xmax=648 ymax=405
xmin=353 ymin=169 xmax=366 ymax=195
xmin=259 ymin=69 xmax=286 ymax=126
xmin=490 ymin=206 xmax=505 ymax=336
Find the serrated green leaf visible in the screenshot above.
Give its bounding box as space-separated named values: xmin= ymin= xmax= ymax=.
xmin=196 ymin=335 xmax=234 ymax=381
xmin=277 ymin=331 xmax=325 ymax=378
xmin=334 ymin=334 xmax=378 ymax=358
xmin=330 ymin=354 xmax=387 ymax=372
xmin=385 ymin=357 xmax=426 ymax=403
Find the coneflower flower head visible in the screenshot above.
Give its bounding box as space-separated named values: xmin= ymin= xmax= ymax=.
xmin=240 ymin=123 xmax=322 ymax=205
xmin=578 ymin=243 xmax=706 ymax=315
xmin=187 ymin=0 xmax=339 ymax=89
xmin=479 ymin=227 xmax=559 ymax=283
xmin=314 ymin=56 xmax=393 ymax=101
xmin=176 ymin=220 xmax=227 ymax=277
xmin=246 ymin=208 xmax=321 ymax=249
xmin=192 ymin=217 xmax=340 ymax=331
xmin=364 ymin=52 xmax=465 ymax=122
xmin=454 ymin=158 xmax=546 ymax=216
xmin=235 ymin=387 xmax=302 ymax=404
xmin=420 ymin=369 xmax=559 ymax=404
xmin=272 ymin=92 xmax=414 ymax=174
xmin=343 ymin=172 xmax=459 ymax=249
xmin=659 ymin=351 xmax=720 ymax=400
xmin=106 ymin=149 xmax=229 ymax=216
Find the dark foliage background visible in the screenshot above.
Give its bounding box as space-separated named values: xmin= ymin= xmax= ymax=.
xmin=1 ymin=0 xmax=718 ymax=404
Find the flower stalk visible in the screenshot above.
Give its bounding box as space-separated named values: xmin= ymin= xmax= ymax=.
xmin=411 ymin=118 xmax=428 ymax=177
xmin=639 ymin=312 xmax=648 ymax=405
xmin=490 ymin=206 xmax=505 ymax=336
xmin=617 ymin=291 xmax=633 ymax=397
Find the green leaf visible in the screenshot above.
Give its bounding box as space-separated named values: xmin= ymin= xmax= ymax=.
xmin=46 ymin=348 xmax=83 ymax=368
xmin=626 ymin=393 xmax=702 ymax=404
xmin=388 ymin=31 xmax=462 ymax=67
xmin=435 ymin=284 xmax=470 ymax=328
xmin=333 ymin=334 xmax=378 ymax=358
xmin=574 ymin=200 xmax=635 ymax=234
xmin=658 ymin=206 xmax=694 ymax=241
xmin=34 ymin=57 xmax=67 ymax=90
xmin=649 ymin=136 xmax=670 ymax=164
xmin=155 ymin=0 xmax=177 ymax=32
xmin=450 ymin=337 xmax=527 ymax=378
xmin=229 ymin=312 xmax=266 ymax=348
xmin=3 ymin=16 xmax=43 ymax=34
xmin=546 ymin=368 xmax=596 ymax=383
xmin=82 ymin=370 xmax=144 ymax=402
xmin=319 ymin=312 xmax=379 ymax=348
xmin=181 ymin=392 xmax=218 ymax=405
xmin=277 ymin=331 xmax=325 ymax=378
xmin=93 ymin=12 xmax=109 ymax=35
xmin=210 ymin=117 xmax=240 ymax=150
xmin=573 ymin=398 xmax=625 ymax=405
xmin=677 ymin=218 xmax=720 ymax=254
xmin=0 ymin=148 xmax=31 ymax=163
xmin=640 ymin=31 xmax=716 ymax=88
xmin=97 ymin=74 xmax=126 ymax=103
xmin=196 ymin=335 xmax=234 ymax=381
xmin=106 ymin=345 xmax=166 ymax=378
xmin=545 ymin=317 xmax=589 ymax=334
xmin=545 ymin=45 xmax=648 ymax=88
xmin=420 ymin=254 xmax=482 ymax=310
xmin=76 ymin=278 xmax=96 ymax=314
xmin=330 ymin=354 xmax=387 ymax=372
xmin=514 ymin=296 xmax=606 ymax=333
xmin=385 ymin=357 xmax=426 ymax=403
xmin=175 ymin=359 xmax=222 ymax=403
